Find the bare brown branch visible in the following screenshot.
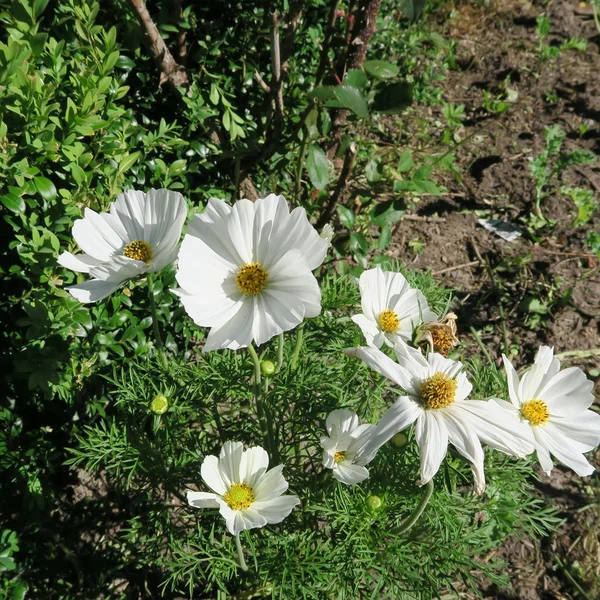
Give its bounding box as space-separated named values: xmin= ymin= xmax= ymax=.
xmin=129 ymin=0 xmax=188 ymax=90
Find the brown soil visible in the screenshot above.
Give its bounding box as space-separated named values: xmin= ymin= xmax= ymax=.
xmin=387 ymin=0 xmax=600 ymax=598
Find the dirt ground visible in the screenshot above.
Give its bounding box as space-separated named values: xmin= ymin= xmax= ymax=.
xmin=387 ymin=0 xmax=600 ymax=598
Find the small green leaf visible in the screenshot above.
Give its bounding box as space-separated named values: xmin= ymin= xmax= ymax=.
xmin=397 ymin=150 xmax=414 ymax=172
xmin=34 ymin=177 xmax=57 ymax=201
xmin=344 ymin=69 xmax=369 ymax=88
xmin=1 ymin=193 xmax=25 ymax=213
xmin=306 ymin=144 xmax=331 ymax=190
xmin=337 ymin=205 xmax=355 ymax=229
xmin=118 ymin=151 xmax=141 ymax=174
xmin=333 ymin=86 xmax=369 ymax=118
xmin=363 ymin=60 xmax=399 ymax=80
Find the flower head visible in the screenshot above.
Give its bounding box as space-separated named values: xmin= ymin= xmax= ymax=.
xmin=345 ymin=342 xmax=534 ymax=493
xmin=501 ymin=346 xmax=600 ymax=476
xmin=174 ymin=194 xmax=329 ymax=351
xmin=187 ymin=441 xmax=300 ymax=536
xmin=351 ymin=267 xmax=437 ymax=349
xmin=320 ymin=409 xmax=378 ymax=485
xmin=414 ymin=312 xmax=459 ymax=357
xmin=58 ymin=189 xmax=188 ymax=303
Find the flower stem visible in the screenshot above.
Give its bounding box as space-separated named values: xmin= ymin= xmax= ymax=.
xmin=392 ymin=479 xmax=434 ymax=536
xmin=234 ymin=534 xmax=248 ymax=572
xmin=277 ymin=332 xmax=284 ymax=371
xmin=290 ymin=324 xmax=304 ymax=371
xmin=247 ymin=344 xmax=276 ymax=459
xmin=147 ymin=275 xmax=168 ymax=370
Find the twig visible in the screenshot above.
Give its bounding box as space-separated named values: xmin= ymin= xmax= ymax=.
xmin=254 ymin=71 xmax=271 ymax=93
xmin=171 ymin=0 xmax=187 ymax=66
xmin=129 ymin=0 xmax=188 ymax=90
xmin=315 ymin=1 xmax=341 ymax=85
xmin=533 ymin=246 xmax=597 ymax=259
xmin=554 ymin=349 xmax=600 ymax=360
xmin=433 ymin=260 xmax=480 ymax=276
xmin=270 ymin=11 xmax=285 ymax=126
xmin=403 ymin=214 xmax=447 ymax=223
xmin=316 ymin=142 xmax=357 ymax=229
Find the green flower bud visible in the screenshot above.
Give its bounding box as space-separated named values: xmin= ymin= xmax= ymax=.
xmin=150 ymin=394 xmax=169 ymax=415
xmin=366 ymin=495 xmax=384 ymax=511
xmin=391 ymin=432 xmax=408 ymax=448
xmin=260 ymin=360 xmax=276 ymax=376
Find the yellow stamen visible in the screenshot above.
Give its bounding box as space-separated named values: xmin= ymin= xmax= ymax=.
xmin=520 ymin=399 xmax=550 ymax=426
xmin=334 ymin=451 xmax=346 ymax=463
xmin=420 ymin=372 xmax=457 ymax=409
xmin=235 ymin=262 xmax=269 ymax=296
xmin=378 ymin=309 xmax=400 ymax=333
xmin=223 ymin=482 xmax=255 ymax=510
xmin=123 ymin=240 xmax=152 ymax=263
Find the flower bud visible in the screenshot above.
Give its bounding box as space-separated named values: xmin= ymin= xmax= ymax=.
xmin=366 ymin=495 xmax=384 ymax=511
xmin=150 ymin=394 xmax=169 ymax=415
xmin=260 ymin=360 xmax=276 ymax=376
xmin=391 ymin=432 xmax=408 ymax=448
xmin=320 ymin=223 xmax=335 ymax=244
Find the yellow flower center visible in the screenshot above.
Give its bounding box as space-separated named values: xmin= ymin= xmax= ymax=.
xmin=223 ymin=482 xmax=255 ymax=510
xmin=235 ymin=262 xmax=269 ymax=296
xmin=420 ymin=372 xmax=457 ymax=410
xmin=520 ymin=399 xmax=550 ymax=426
xmin=378 ymin=309 xmax=400 ymax=333
xmin=334 ymin=451 xmax=346 ymax=463
xmin=123 ymin=240 xmax=152 ymax=263
xmin=430 ymin=327 xmax=456 ymax=357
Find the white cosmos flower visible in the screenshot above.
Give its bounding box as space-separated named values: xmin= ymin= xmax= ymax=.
xmin=187 ymin=441 xmax=300 ymax=536
xmin=58 ymin=189 xmax=188 ymax=303
xmin=345 ymin=342 xmax=534 ymax=493
xmin=500 ymin=346 xmax=600 ymax=476
xmin=320 ymin=409 xmax=378 ymax=485
xmin=351 ymin=267 xmax=437 ymax=349
xmin=174 ymin=194 xmax=329 ymax=351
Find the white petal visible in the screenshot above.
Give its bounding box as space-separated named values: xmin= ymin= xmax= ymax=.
xmin=176 ymin=290 xmax=243 ymax=329
xmin=144 ymin=189 xmax=188 ymax=270
xmin=226 ymin=199 xmax=255 ymax=264
xmin=351 ymin=314 xmax=382 ymax=348
xmin=393 ymin=339 xmax=431 ymax=378
xmin=197 ymin=197 xmax=232 ymax=225
xmin=202 ymin=299 xmax=254 ymax=352
xmin=58 ymin=251 xmax=103 ymax=274
xmin=200 ymin=455 xmax=228 ymax=495
xmin=453 ymin=400 xmax=534 ymax=457
xmin=534 ymin=425 xmax=595 ymax=476
xmin=186 ymin=212 xmax=244 ymax=267
xmin=344 ymin=346 xmax=416 ymax=393
xmin=88 ymin=255 xmax=146 ymax=282
xmin=535 ymin=443 xmax=554 ymax=475
xmin=444 ymin=409 xmax=486 ymax=494
xmin=539 ymin=367 xmax=595 ymax=415
xmin=518 ymin=362 xmax=548 ymax=402
xmin=325 ymin=409 xmax=359 ymax=438
xmin=72 ymin=208 xmax=126 ymax=261
xmin=111 ymin=190 xmax=146 ymax=241
xmin=333 ymin=462 xmax=370 ymax=485
xmin=219 ymin=441 xmax=244 ymax=486
xmin=550 ymin=411 xmax=600 ymax=451
xmin=259 ymin=195 xmax=328 ymax=270
xmin=215 ymin=498 xmax=265 ymax=535
xmin=415 ymin=411 xmax=449 ymax=485
xmin=251 ymin=495 xmax=301 ymax=524
xmin=65 ymin=279 xmax=123 ymax=303
xmin=502 ymin=354 xmax=522 ymax=408
xmin=266 ymin=249 xmax=321 ymax=318
xmin=360 ymin=395 xmax=422 ymax=459
xmin=239 ymin=446 xmax=270 ymax=488
xmin=253 ymin=465 xmax=288 ymax=501
xmin=187 ymin=491 xmax=219 ymax=508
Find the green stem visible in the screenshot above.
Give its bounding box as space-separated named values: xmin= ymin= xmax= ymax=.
xmin=469 ymin=326 xmax=495 ymax=366
xmin=148 ymin=275 xmax=168 ymax=370
xmin=277 ymin=333 xmax=285 ymax=371
xmin=392 ymin=479 xmax=434 ymax=536
xmin=247 ymin=344 xmax=275 ymax=457
xmin=554 ymin=349 xmax=600 ymax=360
xmin=234 ymin=534 xmax=248 ymax=572
xmin=290 ymin=324 xmax=304 ymax=371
